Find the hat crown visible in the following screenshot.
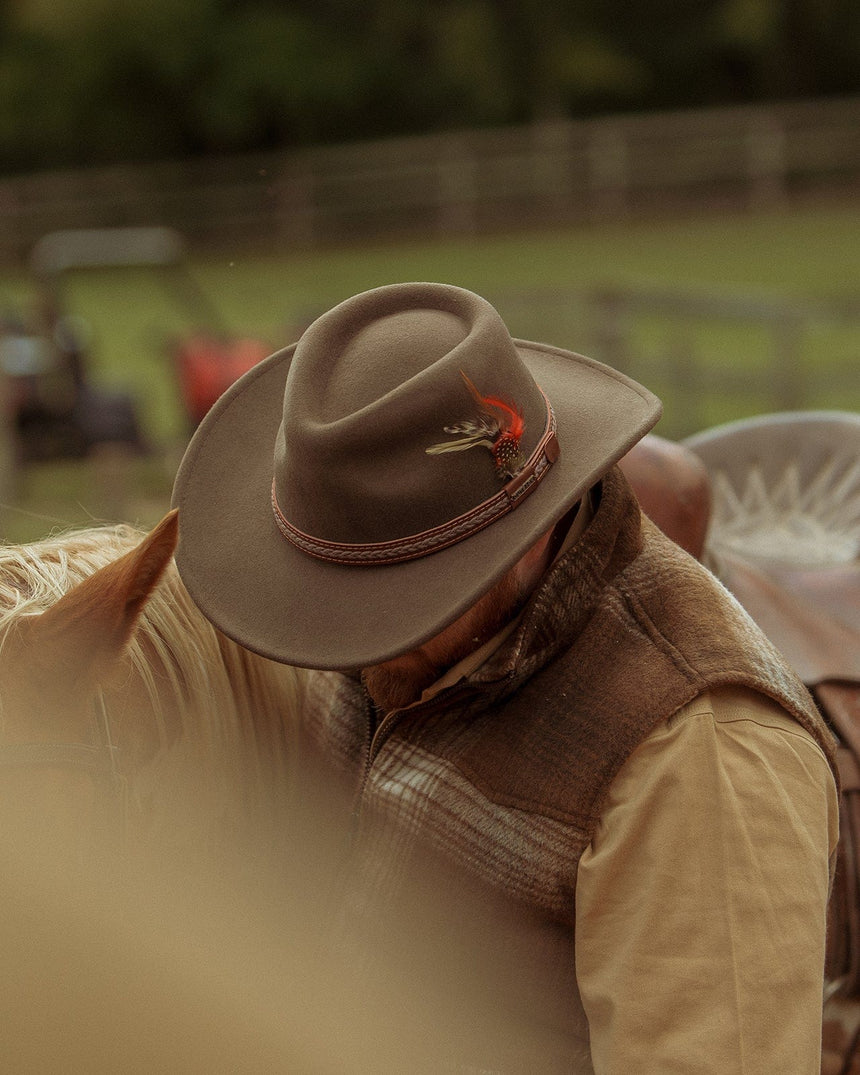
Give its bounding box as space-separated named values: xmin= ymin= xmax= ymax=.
xmin=314 ymin=307 xmax=471 ymax=421
xmin=274 ymin=283 xmax=549 ymax=545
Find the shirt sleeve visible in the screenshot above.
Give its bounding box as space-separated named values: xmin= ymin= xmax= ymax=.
xmin=575 ymin=686 xmax=839 ymax=1075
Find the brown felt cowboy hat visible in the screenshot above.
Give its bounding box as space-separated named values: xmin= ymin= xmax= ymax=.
xmin=172 ymin=283 xmax=661 ymax=669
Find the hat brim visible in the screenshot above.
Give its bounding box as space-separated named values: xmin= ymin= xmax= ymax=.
xmin=172 ymin=340 xmax=660 ymax=669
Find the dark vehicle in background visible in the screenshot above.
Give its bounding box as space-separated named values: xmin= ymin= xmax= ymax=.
xmin=0 ymin=227 xmax=269 ymax=468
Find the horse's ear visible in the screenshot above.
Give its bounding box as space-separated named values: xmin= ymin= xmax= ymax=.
xmin=13 ymin=510 xmax=180 ymax=687
xmin=104 ymin=509 xmax=180 ymax=645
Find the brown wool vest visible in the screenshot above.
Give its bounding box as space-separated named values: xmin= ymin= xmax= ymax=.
xmin=453 ymin=466 xmax=837 ymax=839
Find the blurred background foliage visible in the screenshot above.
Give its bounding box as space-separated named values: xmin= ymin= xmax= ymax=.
xmin=1 ymin=0 xmax=859 ymax=173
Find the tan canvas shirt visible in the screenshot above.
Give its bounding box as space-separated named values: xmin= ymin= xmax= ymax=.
xmin=302 ymin=467 xmax=838 ymax=1073
xmin=577 ymin=686 xmax=837 ymax=1073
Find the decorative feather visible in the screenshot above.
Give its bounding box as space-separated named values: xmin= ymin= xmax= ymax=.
xmin=426 ymin=371 xmax=525 ymax=480
xmin=460 ymin=371 xmax=525 ymax=447
xmin=425 ymin=414 xmax=499 ymax=454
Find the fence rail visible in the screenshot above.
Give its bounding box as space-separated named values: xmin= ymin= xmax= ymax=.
xmin=489 ymin=285 xmax=860 ymax=439
xmin=584 ymin=286 xmax=860 ymax=437
xmin=0 ymin=96 xmax=859 ymax=265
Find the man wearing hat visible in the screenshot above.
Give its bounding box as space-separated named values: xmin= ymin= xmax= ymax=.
xmin=174 ymin=283 xmax=838 ymax=1072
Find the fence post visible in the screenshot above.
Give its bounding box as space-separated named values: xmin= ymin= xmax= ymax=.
xmin=437 ymin=135 xmax=477 ymax=236
xmin=0 ymin=373 xmax=17 ymax=520
xmin=0 ymin=180 xmax=24 ymax=265
xmin=278 ymin=161 xmax=316 ymax=247
xmin=771 ymin=313 xmax=806 ymax=410
xmin=587 ymin=124 xmax=629 ymax=219
xmin=531 ymin=120 xmax=571 ymax=221
xmin=747 ymin=111 xmax=787 ymax=209
xmin=587 ymin=287 xmax=632 ymax=371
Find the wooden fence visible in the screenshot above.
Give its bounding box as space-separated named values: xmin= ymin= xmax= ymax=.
xmin=0 ymin=280 xmax=856 ymax=533
xmin=0 ymin=95 xmax=859 ymax=265
xmin=491 ymin=285 xmax=860 ymax=439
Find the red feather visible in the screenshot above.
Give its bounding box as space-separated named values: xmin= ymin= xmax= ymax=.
xmin=460 ymin=371 xmax=525 ymax=441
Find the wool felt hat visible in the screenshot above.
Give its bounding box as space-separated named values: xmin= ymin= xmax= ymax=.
xmin=172 ymin=282 xmax=661 ymax=670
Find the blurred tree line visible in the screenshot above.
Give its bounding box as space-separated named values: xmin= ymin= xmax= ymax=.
xmin=1 ymin=0 xmax=858 ymax=174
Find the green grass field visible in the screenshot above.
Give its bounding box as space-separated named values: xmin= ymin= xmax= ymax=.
xmin=1 ymin=201 xmax=858 ymax=542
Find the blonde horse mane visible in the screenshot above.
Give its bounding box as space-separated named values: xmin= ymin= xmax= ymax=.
xmin=0 ymin=521 xmax=302 ymax=854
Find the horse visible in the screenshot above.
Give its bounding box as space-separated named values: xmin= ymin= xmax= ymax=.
xmin=0 ymin=511 xmax=316 ymax=1069
xmin=0 ymin=510 xmax=506 ymax=1073
xmin=0 ymin=509 xmax=304 ymax=866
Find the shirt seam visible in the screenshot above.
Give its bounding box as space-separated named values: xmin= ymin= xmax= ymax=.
xmin=670 ymin=707 xmax=832 ymax=762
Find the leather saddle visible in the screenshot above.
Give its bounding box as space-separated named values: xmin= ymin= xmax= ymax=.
xmin=622 ymin=412 xmax=860 ymax=1013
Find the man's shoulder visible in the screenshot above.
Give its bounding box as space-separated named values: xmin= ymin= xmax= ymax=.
xmin=668 ymin=685 xmax=833 ymax=754
xmin=623 ymin=686 xmax=839 ymax=844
